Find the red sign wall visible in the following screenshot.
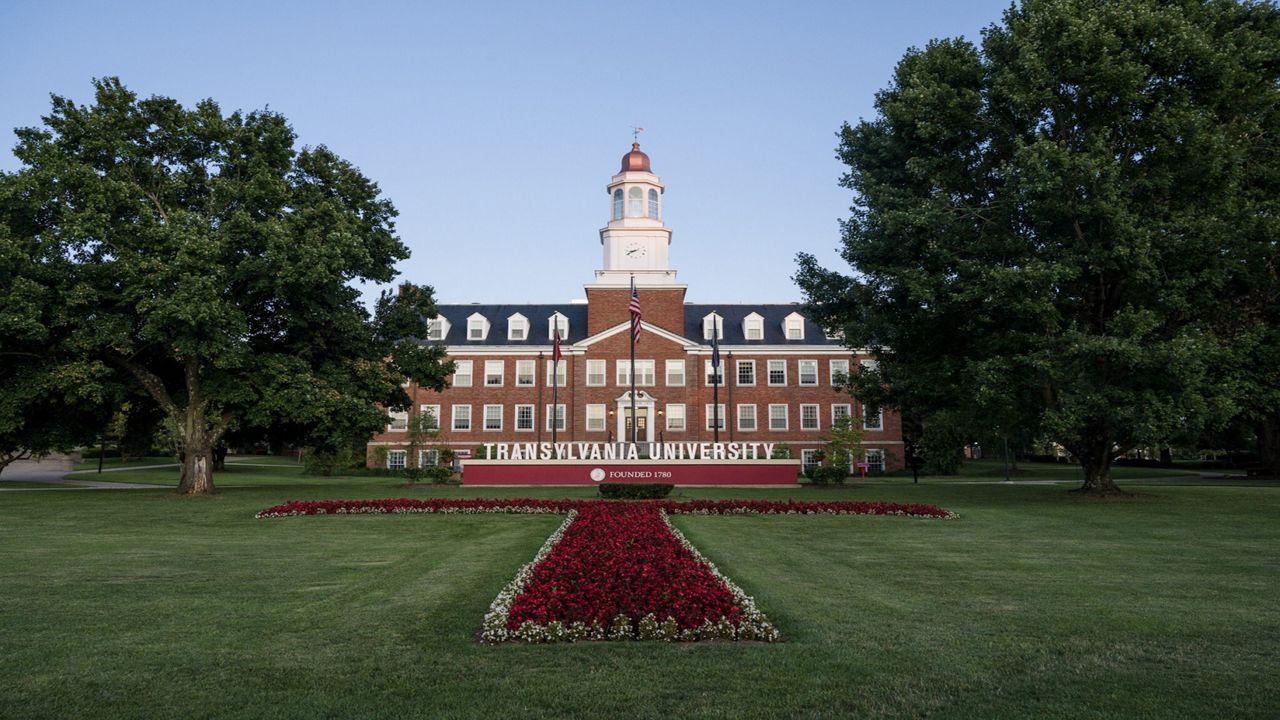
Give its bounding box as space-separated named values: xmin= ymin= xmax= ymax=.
xmin=462 ymin=460 xmax=801 ymax=486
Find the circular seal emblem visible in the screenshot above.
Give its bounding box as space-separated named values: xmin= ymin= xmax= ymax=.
xmin=589 ymin=468 xmax=606 ymax=483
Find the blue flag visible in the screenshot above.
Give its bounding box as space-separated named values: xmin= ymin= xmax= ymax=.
xmin=711 ymin=332 xmax=720 ymax=369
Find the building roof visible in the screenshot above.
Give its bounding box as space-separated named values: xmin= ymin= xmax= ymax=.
xmin=427 ymin=303 xmax=842 ymax=347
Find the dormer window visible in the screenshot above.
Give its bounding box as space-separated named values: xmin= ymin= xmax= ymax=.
xmin=743 ymin=312 xmax=764 ymax=341
xmin=648 ymin=189 xmax=659 ymax=219
xmin=467 ymin=313 xmax=490 ymax=341
xmin=783 ymin=312 xmax=805 ymax=340
xmin=612 ymin=189 xmax=623 ymax=220
xmin=702 ymin=312 xmax=724 ymax=341
xmin=548 ymin=312 xmax=570 ymax=340
xmin=507 ymin=313 xmax=528 ymax=341
xmin=628 ymin=187 xmax=643 ymax=217
xmin=426 ymin=317 xmax=450 ymax=341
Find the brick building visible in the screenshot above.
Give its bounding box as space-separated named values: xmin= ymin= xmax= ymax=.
xmin=367 ymin=143 xmax=903 ymax=473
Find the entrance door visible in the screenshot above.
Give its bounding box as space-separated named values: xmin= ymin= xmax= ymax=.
xmin=624 ymin=407 xmax=649 ymax=438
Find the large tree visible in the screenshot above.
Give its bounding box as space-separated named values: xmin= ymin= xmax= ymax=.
xmin=797 ymin=0 xmax=1280 ymax=493
xmin=0 ymin=78 xmax=450 ymax=494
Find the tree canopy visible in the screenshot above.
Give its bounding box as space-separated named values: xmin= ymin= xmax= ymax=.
xmin=797 ymin=0 xmax=1280 ymax=492
xmin=0 ymin=78 xmax=451 ymax=494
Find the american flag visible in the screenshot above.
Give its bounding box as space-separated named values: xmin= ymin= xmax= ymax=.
xmin=629 ymin=279 xmax=642 ymax=344
xmin=552 ymin=325 xmax=562 ymax=363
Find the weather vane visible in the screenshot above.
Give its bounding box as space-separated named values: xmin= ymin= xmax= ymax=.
xmin=631 ymin=126 xmax=645 ymax=142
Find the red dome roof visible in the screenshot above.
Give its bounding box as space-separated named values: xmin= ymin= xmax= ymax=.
xmin=620 ymin=142 xmax=651 ymax=173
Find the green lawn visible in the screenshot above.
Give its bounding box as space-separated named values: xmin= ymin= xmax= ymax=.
xmin=2 ymin=466 xmax=1276 ymax=719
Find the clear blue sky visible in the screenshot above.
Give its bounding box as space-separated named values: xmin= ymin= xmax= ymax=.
xmin=1 ymin=0 xmax=1012 ymax=306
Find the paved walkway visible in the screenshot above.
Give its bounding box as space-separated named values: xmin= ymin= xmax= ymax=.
xmin=0 ymin=458 xmax=170 ymax=490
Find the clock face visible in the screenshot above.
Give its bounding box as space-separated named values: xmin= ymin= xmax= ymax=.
xmin=625 ymin=242 xmax=647 ymax=259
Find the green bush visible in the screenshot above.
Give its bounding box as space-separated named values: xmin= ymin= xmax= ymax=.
xmin=422 ymin=465 xmax=455 ymax=484
xmin=809 ymin=466 xmax=848 ymax=485
xmin=598 ymin=483 xmax=674 ymax=499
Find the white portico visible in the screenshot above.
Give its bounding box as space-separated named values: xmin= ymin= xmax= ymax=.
xmin=615 ymin=390 xmax=657 ymax=444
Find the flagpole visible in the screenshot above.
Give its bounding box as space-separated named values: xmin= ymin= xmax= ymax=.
xmin=552 ymin=317 xmax=559 ymax=445
xmin=712 ymin=332 xmax=721 ymax=443
xmin=629 ymin=275 xmax=637 ymax=446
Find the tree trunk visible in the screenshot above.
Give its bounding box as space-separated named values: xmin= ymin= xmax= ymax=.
xmin=1072 ymin=436 xmax=1125 ymax=495
xmin=176 ymin=405 xmax=216 ymax=495
xmin=1258 ymin=416 xmax=1280 ymax=478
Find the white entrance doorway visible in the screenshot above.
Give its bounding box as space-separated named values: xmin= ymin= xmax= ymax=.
xmin=615 ymin=391 xmax=656 ymax=444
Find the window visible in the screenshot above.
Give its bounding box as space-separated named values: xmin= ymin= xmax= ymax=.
xmin=507 ymin=314 xmax=528 ymax=341
xmin=832 ymin=404 xmax=851 ymax=425
xmin=799 ymin=360 xmax=819 ymax=386
xmin=467 ymin=313 xmax=489 ymax=341
xmin=515 ymin=404 xmax=535 ymax=432
xmin=705 ymin=404 xmax=727 ymax=430
xmin=613 ymin=188 xmax=624 ymax=220
xmin=863 ymin=406 xmax=884 ymax=431
xmin=666 ymin=404 xmax=685 ymax=431
xmin=702 ymin=312 xmax=724 ymax=340
xmin=419 ymin=405 xmax=441 ymax=431
xmin=800 ymin=404 xmax=820 ymax=431
xmin=743 ymin=312 xmax=764 ymax=340
xmin=418 ymin=449 xmax=439 ymax=468
xmin=665 ymin=359 xmax=685 ymax=386
xmin=704 ymin=359 xmax=724 ymax=386
xmin=548 ymin=312 xmax=570 ymax=340
xmin=586 ymin=359 xmax=606 ymax=386
xmin=860 ymin=358 xmax=879 ymax=371
xmin=452 ymin=405 xmax=471 ymax=432
xmin=387 ymin=410 xmax=409 ymax=432
xmin=387 ymin=450 xmax=407 ymax=470
xmin=737 ymin=404 xmax=757 ymax=432
xmin=616 ymin=359 xmax=654 ymax=386
xmin=768 ymin=404 xmax=789 ymax=431
xmin=647 ymin=188 xmax=659 ymax=219
xmin=586 ymin=404 xmax=606 ymax=432
xmin=545 ymin=404 xmax=566 ymax=431
xmin=453 ymin=360 xmax=473 ymax=387
xmin=865 ymin=449 xmax=885 ymax=472
xmin=736 ymin=360 xmax=755 ymax=386
xmin=783 ymin=312 xmax=805 ymax=340
xmin=830 ymin=359 xmax=850 ymax=386
xmin=547 ymin=361 xmax=567 ymax=387
xmin=426 ymin=318 xmax=448 ymax=341
xmin=628 ymin=187 xmax=643 ymax=216
xmin=484 ymin=360 xmax=504 ymax=386
xmin=483 ymin=405 xmax=503 ymax=431
xmin=767 ymin=359 xmax=787 ymax=386
xmin=515 ymin=360 xmax=535 ymax=387
xmin=801 ymin=449 xmax=821 ymax=474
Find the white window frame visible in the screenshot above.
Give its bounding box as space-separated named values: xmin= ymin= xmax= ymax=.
xmin=515 ymin=404 xmax=535 ymax=432
xmin=586 ymin=359 xmax=607 ymax=387
xmin=801 ymin=449 xmax=820 ymax=473
xmin=548 ymin=312 xmax=570 ymax=341
xmin=798 ymin=360 xmax=819 ymax=386
xmin=702 ymin=313 xmax=724 ymax=340
xmin=546 ymin=360 xmax=567 ymax=387
xmin=704 ymin=359 xmax=724 ymax=386
xmin=768 ymin=404 xmax=789 ymax=431
xmin=484 ymin=360 xmax=504 ymax=387
xmin=705 ymin=404 xmax=726 ymax=430
xmin=545 ymin=404 xmax=567 ymax=431
xmin=737 ymin=404 xmax=757 ymax=432
xmin=831 ymin=404 xmax=852 ymax=426
xmin=783 ymin=312 xmax=805 ymax=340
xmin=387 ymin=410 xmax=409 ymax=432
xmin=483 ymin=404 xmax=503 ymax=432
xmin=387 ymin=450 xmax=407 ymax=470
xmin=467 ymin=314 xmax=490 ymax=341
xmin=665 ymin=404 xmax=686 ymax=431
xmin=736 ymin=359 xmax=755 ymax=386
xmin=665 ymin=359 xmax=686 ymax=386
xmin=586 ymin=404 xmax=606 ymax=432
xmin=743 ymin=312 xmax=764 ymax=341
xmin=863 ymin=406 xmax=884 ymax=431
xmin=418 ymin=449 xmax=439 ymax=468
xmin=426 ymin=318 xmax=449 ymax=341
xmin=452 ymin=360 xmax=473 ymax=387
xmin=451 ymin=404 xmax=471 ymax=432
xmin=800 ymin=403 xmax=820 ymax=431
xmin=616 ymin=359 xmax=655 ymax=387
xmin=419 ymin=404 xmax=441 ymax=431
xmin=767 ymin=359 xmax=787 ymax=386
xmin=507 ymin=313 xmax=528 ymax=341
xmin=830 ymin=359 xmax=850 ymax=386
xmin=515 ymin=359 xmax=536 ymax=387
xmin=865 ymin=448 xmax=885 ymax=472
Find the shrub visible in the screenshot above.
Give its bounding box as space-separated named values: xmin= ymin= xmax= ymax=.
xmin=422 ymin=465 xmax=455 ymax=484
xmin=809 ymin=466 xmax=848 ymax=485
xmin=598 ymin=483 xmax=674 ymax=499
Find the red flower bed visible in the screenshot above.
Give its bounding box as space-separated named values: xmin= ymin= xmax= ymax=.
xmin=504 ymin=503 xmax=741 ymax=632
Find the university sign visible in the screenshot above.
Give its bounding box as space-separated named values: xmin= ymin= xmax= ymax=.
xmin=463 ymin=442 xmax=801 ymax=487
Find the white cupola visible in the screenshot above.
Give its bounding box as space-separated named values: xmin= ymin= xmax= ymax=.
xmin=595 ymin=142 xmax=677 ymax=287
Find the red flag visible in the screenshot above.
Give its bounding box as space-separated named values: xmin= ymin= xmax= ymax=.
xmin=629 ymin=279 xmax=642 ymax=344
xmin=553 ymin=326 xmax=562 ymax=362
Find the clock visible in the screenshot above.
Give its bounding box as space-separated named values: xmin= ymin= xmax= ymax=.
xmin=625 ymin=242 xmax=647 ymax=258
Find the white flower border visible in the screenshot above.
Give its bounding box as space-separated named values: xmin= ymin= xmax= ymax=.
xmin=480 ymin=510 xmax=578 ymax=643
